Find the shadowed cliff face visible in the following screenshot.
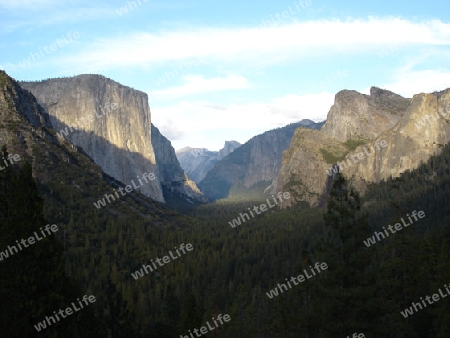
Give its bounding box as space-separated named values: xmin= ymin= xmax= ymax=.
xmin=278 ymin=87 xmax=450 ymax=207
xmin=176 ymin=141 xmax=241 ymax=184
xmin=0 ymin=70 xmax=53 ymax=170
xmin=21 ymin=75 xmax=165 ymax=202
xmin=217 ymin=141 xmax=241 ymax=160
xmin=151 ymin=124 xmax=207 ymax=204
xmin=198 ymin=120 xmax=324 ymax=201
xmin=0 ymin=69 xmax=185 ymax=229
xmin=0 ymin=73 xmax=51 ymax=130
xmin=176 ymin=148 xmax=218 ymax=185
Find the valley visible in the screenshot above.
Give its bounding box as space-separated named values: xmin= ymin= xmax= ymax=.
xmin=1 ymin=2 xmax=450 ymax=336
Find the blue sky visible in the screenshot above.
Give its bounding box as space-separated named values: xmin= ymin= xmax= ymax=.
xmin=1 ymin=0 xmax=450 ymax=151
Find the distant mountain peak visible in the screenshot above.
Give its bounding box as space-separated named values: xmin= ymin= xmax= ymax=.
xmin=176 ymin=141 xmax=241 ymax=184
xmin=198 ymin=120 xmax=324 ymax=201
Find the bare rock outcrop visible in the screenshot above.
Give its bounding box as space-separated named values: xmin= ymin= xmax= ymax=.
xmin=21 ymin=75 xmax=165 ymax=202
xmin=176 ymin=141 xmax=241 ymax=184
xmin=346 ymin=89 xmax=450 ymax=183
xmin=321 ymin=87 xmax=409 ymax=142
xmin=217 ymin=141 xmax=241 ymax=160
xmin=198 ymin=120 xmax=324 ymax=201
xmin=151 ymin=124 xmax=207 ymax=203
xmin=278 ymin=87 xmax=450 ymax=207
xmin=276 ymin=128 xmax=349 ymax=206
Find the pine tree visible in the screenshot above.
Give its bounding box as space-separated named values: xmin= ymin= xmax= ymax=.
xmin=0 ymin=148 xmax=105 ymax=337
xmin=104 ymin=279 xmax=134 ymax=338
xmin=430 ymin=222 xmax=450 ymax=337
xmin=180 ymin=291 xmax=201 ymax=332
xmin=312 ymin=173 xmax=381 ymax=336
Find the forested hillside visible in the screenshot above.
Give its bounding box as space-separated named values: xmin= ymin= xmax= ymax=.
xmin=2 ymin=69 xmax=450 ymax=336
xmin=4 ymin=142 xmax=448 ymax=336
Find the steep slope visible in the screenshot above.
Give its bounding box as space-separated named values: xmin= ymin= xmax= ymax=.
xmin=0 ymin=70 xmax=184 ymax=219
xmin=176 ymin=140 xmax=241 ymax=184
xmin=0 ymin=70 xmax=198 ymax=336
xmin=198 ymin=120 xmax=324 ymax=201
xmin=21 ymin=75 xmax=165 ymax=202
xmin=0 ymin=77 xmax=107 ymax=336
xmin=277 ymin=86 xmax=450 ymax=207
xmin=176 ymin=147 xmax=218 ymax=184
xmin=321 ymin=87 xmax=410 ymax=142
xmin=277 ymin=127 xmax=350 ymax=206
xmin=217 ymin=140 xmax=241 ymax=160
xmin=346 ymin=88 xmax=450 ymax=182
xmin=151 ymin=123 xmax=207 ymax=204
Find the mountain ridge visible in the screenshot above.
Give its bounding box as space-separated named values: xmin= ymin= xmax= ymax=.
xmin=20 ymin=74 xmax=205 ymax=206
xmin=198 ymin=120 xmax=325 ymax=201
xmin=176 ymin=140 xmax=241 ymax=184
xmin=278 ymin=86 xmax=450 ymax=207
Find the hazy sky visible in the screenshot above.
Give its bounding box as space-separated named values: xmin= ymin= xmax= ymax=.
xmin=1 ymin=0 xmax=450 ymax=150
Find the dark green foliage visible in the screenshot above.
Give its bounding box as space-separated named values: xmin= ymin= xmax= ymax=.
xmin=312 ymin=173 xmax=382 ymax=336
xmin=3 ymin=130 xmax=450 ymax=336
xmin=320 ymin=139 xmax=368 ymax=164
xmin=0 ymin=147 xmax=105 ymax=337
xmin=180 ymin=292 xmax=201 ymax=331
xmin=342 ymin=138 xmax=367 ymax=151
xmin=319 ymin=147 xmax=343 ymax=164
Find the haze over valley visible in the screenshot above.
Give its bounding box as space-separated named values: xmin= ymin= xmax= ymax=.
xmin=1 ymin=0 xmax=450 ymax=336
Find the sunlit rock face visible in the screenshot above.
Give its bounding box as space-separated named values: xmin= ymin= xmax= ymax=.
xmin=198 ymin=120 xmax=324 ymax=201
xmin=21 ymin=75 xmax=164 ymax=202
xmin=277 ymin=87 xmax=450 ymax=207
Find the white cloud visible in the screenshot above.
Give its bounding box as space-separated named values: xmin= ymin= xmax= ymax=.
xmin=151 ymin=74 xmax=251 ymax=98
xmin=57 ymin=18 xmax=450 ymax=71
xmin=380 ymin=68 xmax=450 ymax=97
xmin=151 ymin=92 xmax=333 ymax=150
xmin=271 ymin=93 xmax=334 ymax=120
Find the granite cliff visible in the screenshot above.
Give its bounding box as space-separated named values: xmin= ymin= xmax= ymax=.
xmin=151 ymin=124 xmax=207 ymax=204
xmin=345 ymin=88 xmax=450 ymax=183
xmin=21 ymin=75 xmax=164 ymax=202
xmin=0 ymin=71 xmax=52 ymax=167
xmin=198 ymin=120 xmax=324 ymax=201
xmin=0 ymin=70 xmax=177 ymax=217
xmin=277 ymin=87 xmax=450 ymax=207
xmin=20 ymin=74 xmax=204 ymax=204
xmin=320 ymin=87 xmax=409 ymax=141
xmin=176 ymin=140 xmax=241 ymax=184
xmin=217 ymin=140 xmax=241 ymax=160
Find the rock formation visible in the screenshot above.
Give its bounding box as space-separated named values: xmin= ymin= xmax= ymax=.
xmin=176 ymin=141 xmax=241 ymax=184
xmin=277 ymin=87 xmax=450 ymax=207
xmin=217 ymin=141 xmax=241 ymax=160
xmin=151 ymin=124 xmax=207 ymax=203
xmin=321 ymin=87 xmax=409 ymax=142
xmin=0 ymin=70 xmax=52 ymax=166
xmin=346 ymin=89 xmax=450 ymax=183
xmin=198 ymin=120 xmax=324 ymax=201
xmin=0 ymin=70 xmax=183 ymax=225
xmin=21 ymin=75 xmax=165 ymax=202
